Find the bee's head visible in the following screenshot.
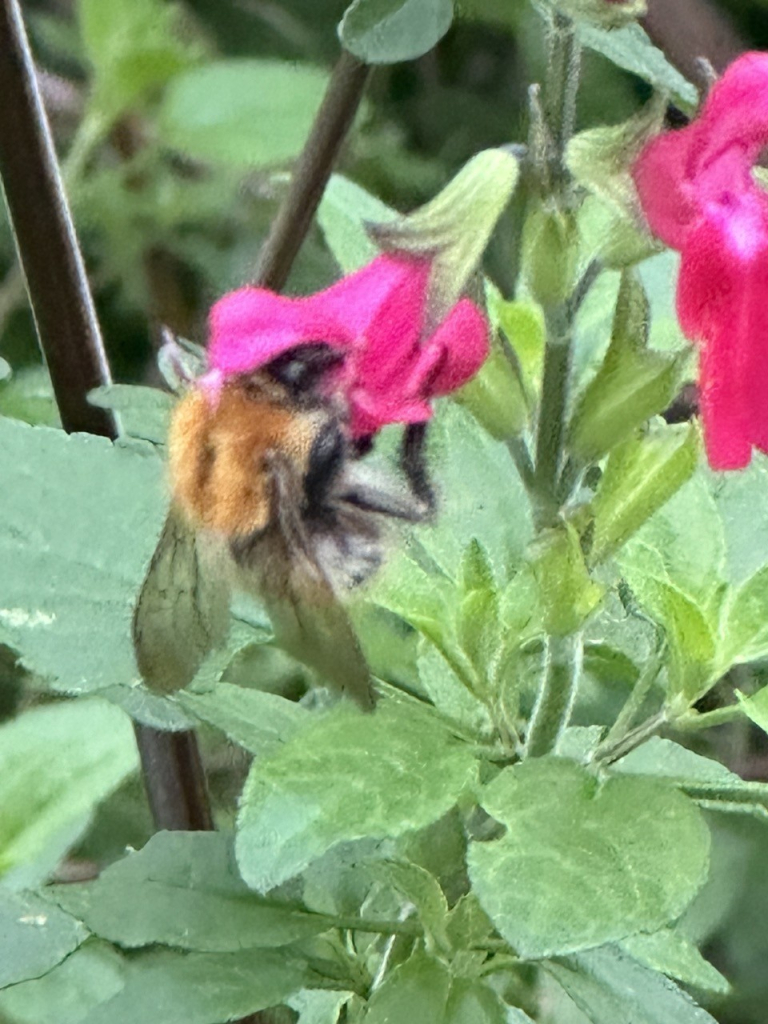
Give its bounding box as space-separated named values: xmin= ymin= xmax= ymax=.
xmin=264 ymin=343 xmax=345 ymax=403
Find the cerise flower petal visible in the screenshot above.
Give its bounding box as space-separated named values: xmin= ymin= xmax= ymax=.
xmin=208 ymin=287 xmax=351 ymax=377
xmin=633 ymin=51 xmax=768 ymax=469
xmin=206 ymin=251 xmax=488 ymax=439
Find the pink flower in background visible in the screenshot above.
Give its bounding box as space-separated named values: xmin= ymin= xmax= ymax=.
xmin=633 ymin=52 xmax=768 ymax=470
xmin=205 ymin=253 xmax=489 ymax=438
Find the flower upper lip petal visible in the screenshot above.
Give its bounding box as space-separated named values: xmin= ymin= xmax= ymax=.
xmin=208 ymin=288 xmax=354 ymax=378
xmin=204 ymin=251 xmax=489 ymax=438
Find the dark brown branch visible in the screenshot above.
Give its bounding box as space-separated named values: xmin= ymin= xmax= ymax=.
xmin=253 ymin=49 xmax=370 ymax=290
xmin=0 ymin=0 xmax=213 ymax=833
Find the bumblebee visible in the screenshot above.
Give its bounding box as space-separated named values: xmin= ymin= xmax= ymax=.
xmin=165 ymin=343 xmax=432 ymax=708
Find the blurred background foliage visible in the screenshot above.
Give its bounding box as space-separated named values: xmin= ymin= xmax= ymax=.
xmin=3 ymin=2 xmax=768 ymax=1022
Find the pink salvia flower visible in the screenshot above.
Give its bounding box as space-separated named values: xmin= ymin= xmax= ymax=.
xmin=633 ymin=52 xmax=768 ymax=470
xmin=206 ymin=253 xmax=489 ymax=438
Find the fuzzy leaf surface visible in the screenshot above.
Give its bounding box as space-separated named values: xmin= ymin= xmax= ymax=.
xmin=0 ymin=890 xmax=88 ymax=988
xmin=159 ymin=60 xmax=331 ymax=167
xmin=237 ymin=701 xmax=477 ymax=891
xmin=468 ymin=758 xmax=710 ymax=958
xmin=339 ymin=0 xmax=454 ymax=63
xmin=80 ymin=949 xmax=308 ymax=1024
xmin=50 ymin=832 xmax=330 ymax=952
xmin=0 ymin=417 xmax=166 ymax=694
xmin=0 ymin=700 xmax=138 ymax=890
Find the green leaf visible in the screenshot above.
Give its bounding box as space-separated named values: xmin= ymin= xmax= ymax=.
xmin=370 ymin=148 xmax=519 ymax=324
xmin=0 ymin=942 xmax=125 ymax=1024
xmin=317 ymin=174 xmax=397 ymax=275
xmin=78 ymin=0 xmax=199 ymax=120
xmin=492 ymin=295 xmax=545 ymax=397
xmin=288 ymin=989 xmax=353 ymax=1024
xmin=444 ymin=977 xmax=508 ymax=1024
xmin=0 ymin=417 xmax=167 ymax=694
xmin=363 ymin=950 xmax=450 ymax=1023
xmin=521 ymin=206 xmax=580 ymax=306
xmin=417 ymin=641 xmax=490 ymax=733
xmin=236 ymin=701 xmax=478 ymax=891
xmin=505 ymin=1009 xmax=537 ymax=1024
xmin=613 ymin=737 xmax=742 ymax=787
xmin=631 ymin=577 xmax=716 ymax=703
xmin=545 ymin=945 xmax=718 ymax=1024
xmin=722 ymin=566 xmax=768 ymax=666
xmin=339 ymin=0 xmax=454 ymax=64
xmin=569 ymin=271 xmax=688 ymax=464
xmin=178 ymin=682 xmax=310 ymax=757
xmin=0 ymin=367 xmax=60 ymax=427
xmin=159 ymin=60 xmax=331 ymax=167
xmin=0 ymin=356 xmax=10 ymax=382
xmin=79 ymin=948 xmax=308 ymax=1024
xmin=89 ymin=385 xmax=173 ymax=446
xmin=455 ymin=330 xmax=530 ymax=440
xmin=575 ymin=23 xmax=698 ymax=110
xmin=709 ymin=454 xmax=768 ymax=584
xmin=459 ymin=540 xmax=496 ymax=595
xmin=371 ymin=554 xmax=465 ymax=681
xmin=529 ymin=523 xmax=605 ymax=635
xmin=736 ymin=687 xmax=768 ymax=739
xmin=635 ymin=253 xmax=690 ymax=357
xmin=0 ymin=890 xmax=88 ymax=988
xmin=445 ymin=894 xmax=495 ymax=952
xmin=615 ymin=471 xmax=727 ymax=700
xmin=50 ymin=832 xmax=331 ymax=953
xmin=371 ymin=860 xmax=449 ymax=950
xmin=0 ymin=700 xmax=138 ymax=889
xmin=132 ymin=512 xmax=229 ymax=694
xmin=567 ymin=99 xmax=666 ymax=230
xmin=589 ymin=423 xmax=700 ymax=565
xmin=468 ymin=758 xmax=710 ymax=958
xmin=620 ymin=929 xmax=730 ymax=994
xmin=100 ymin=683 xmax=196 ymax=732
xmin=456 ymin=546 xmax=502 ymax=679
xmin=614 ymin=738 xmax=768 ymax=817
xmin=579 ymin=194 xmax=659 ymax=270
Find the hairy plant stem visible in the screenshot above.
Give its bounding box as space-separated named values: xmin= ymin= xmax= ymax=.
xmin=525 ymin=633 xmax=583 ymax=758
xmin=530 ymin=15 xmax=581 ymax=528
xmin=0 ymin=0 xmax=213 ymax=832
xmin=533 ymin=302 xmax=572 ymax=528
xmin=596 ymin=710 xmax=668 ymax=765
xmin=596 ymin=641 xmax=665 ymax=756
xmin=542 ymin=11 xmax=580 ymax=188
xmin=676 ymin=705 xmax=744 ymax=730
xmin=253 ymin=49 xmax=370 ymax=291
xmin=525 ymin=15 xmax=583 ymax=758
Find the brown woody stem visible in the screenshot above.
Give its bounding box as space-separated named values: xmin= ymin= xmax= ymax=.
xmin=0 ymin=0 xmax=213 ymax=832
xmin=253 ymin=49 xmax=370 ymax=290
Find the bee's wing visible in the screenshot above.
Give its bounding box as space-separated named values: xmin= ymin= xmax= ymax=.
xmin=245 ymin=452 xmax=376 ymax=712
xmin=133 ymin=507 xmax=230 ymax=693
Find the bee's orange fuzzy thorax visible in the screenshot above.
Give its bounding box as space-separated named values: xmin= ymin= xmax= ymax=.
xmin=168 ymin=384 xmax=315 ymax=539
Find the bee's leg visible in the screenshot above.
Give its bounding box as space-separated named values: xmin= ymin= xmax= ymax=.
xmin=336 ymin=477 xmax=431 ymax=523
xmin=303 ymin=419 xmax=347 ymax=511
xmin=334 ymin=424 xmax=435 ymax=524
xmin=400 ymin=422 xmax=436 ymax=514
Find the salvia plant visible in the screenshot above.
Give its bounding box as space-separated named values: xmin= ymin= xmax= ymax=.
xmin=2 ymin=1 xmax=768 ymax=1023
